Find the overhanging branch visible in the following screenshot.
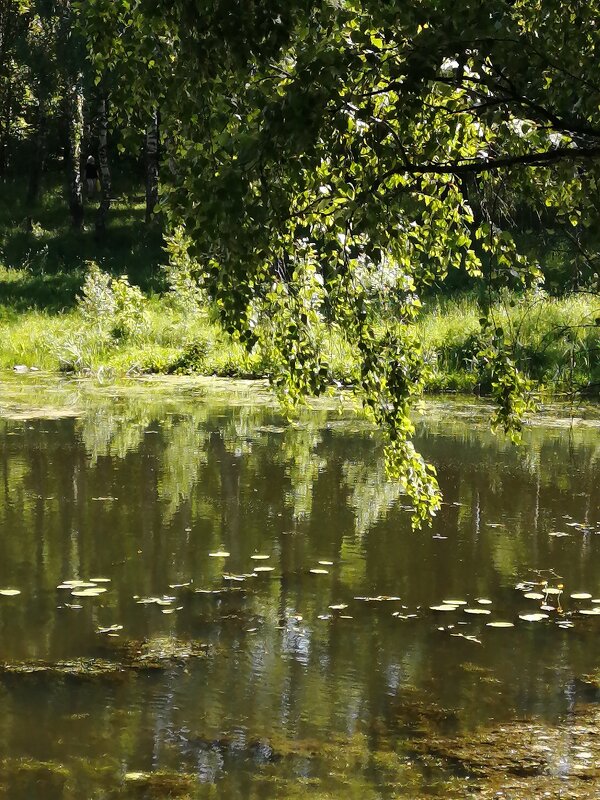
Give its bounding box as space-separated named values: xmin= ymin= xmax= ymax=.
xmin=382 ymin=145 xmax=600 ymax=180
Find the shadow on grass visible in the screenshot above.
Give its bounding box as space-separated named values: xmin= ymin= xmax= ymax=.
xmin=0 ymin=269 xmax=84 ymax=313
xmin=0 ymin=175 xmax=166 ymax=312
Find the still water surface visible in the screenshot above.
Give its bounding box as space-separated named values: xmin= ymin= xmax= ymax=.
xmin=0 ymin=377 xmax=599 ymax=798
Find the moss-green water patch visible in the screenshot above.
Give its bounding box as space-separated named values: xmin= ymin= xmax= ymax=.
xmin=0 ymin=638 xmax=208 ymax=682
xmin=111 ymin=636 xmax=209 ymax=665
xmin=122 ymin=770 xmax=196 ymax=798
xmin=0 ymin=658 xmax=132 ymax=680
xmin=412 ymin=703 xmax=600 ymax=798
xmin=0 ymin=758 xmax=69 ymax=780
xmin=4 ymin=702 xmax=600 ymax=799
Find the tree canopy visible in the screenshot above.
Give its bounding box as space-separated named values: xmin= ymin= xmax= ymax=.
xmin=70 ymin=1 xmax=600 ymax=520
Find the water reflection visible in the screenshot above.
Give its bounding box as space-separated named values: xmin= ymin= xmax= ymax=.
xmin=0 ymin=377 xmax=599 ymax=797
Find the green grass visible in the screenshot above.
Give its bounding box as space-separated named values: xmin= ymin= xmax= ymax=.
xmin=0 ymin=171 xmax=164 ymax=312
xmin=1 ymin=178 xmax=598 ymax=396
xmin=420 ymin=293 xmax=600 ymax=394
xmin=1 ymin=282 xmax=598 ymax=397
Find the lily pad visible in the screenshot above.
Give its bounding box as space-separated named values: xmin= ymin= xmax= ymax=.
xmin=250 ymin=555 xmax=270 ymax=560
xmin=486 ymin=621 xmax=515 ymax=628
xmin=464 ymin=608 xmax=491 ymax=615
xmin=309 ymin=568 xmax=329 ymax=575
xmin=570 ymin=592 xmax=592 ymax=600
xmin=354 ymin=595 xmax=399 ymax=602
xmin=58 ymin=581 xmax=96 ymax=589
xmin=519 ymin=613 xmax=549 ymax=622
xmin=136 ymin=596 xmax=174 ymax=605
xmin=450 ymin=633 xmax=481 ymax=644
xmin=0 ymin=589 xmax=20 ymax=596
xmin=209 ymin=551 xmax=230 ymax=558
xmin=477 ymin=598 xmax=493 ymax=605
xmin=524 ymin=592 xmax=545 ymax=600
xmin=253 ymin=566 xmax=275 ymax=573
xmin=96 ymin=624 xmax=123 ymax=634
xmin=71 ymin=587 xmax=107 ymax=597
xmin=430 ymin=604 xmax=457 ymax=612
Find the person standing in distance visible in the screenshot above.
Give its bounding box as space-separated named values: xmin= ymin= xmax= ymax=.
xmin=85 ymin=156 xmax=98 ymax=198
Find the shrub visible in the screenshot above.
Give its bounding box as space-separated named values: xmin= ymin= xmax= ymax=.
xmin=78 ymin=262 xmax=148 ymax=340
xmin=167 ymin=338 xmax=211 ymax=374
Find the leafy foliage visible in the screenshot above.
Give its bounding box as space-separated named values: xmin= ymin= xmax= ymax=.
xmin=79 ymin=261 xmax=148 ymax=339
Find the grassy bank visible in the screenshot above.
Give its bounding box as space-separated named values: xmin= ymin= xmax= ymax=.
xmin=1 ymin=178 xmax=598 ymax=395
xmin=420 ymin=292 xmax=600 ymax=395
xmin=1 ymin=262 xmax=598 ymax=396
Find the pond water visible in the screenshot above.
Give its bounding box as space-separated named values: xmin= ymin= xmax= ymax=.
xmin=0 ymin=376 xmax=599 ymax=798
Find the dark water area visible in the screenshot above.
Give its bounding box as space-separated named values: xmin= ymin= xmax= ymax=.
xmin=0 ymin=377 xmax=599 ymax=798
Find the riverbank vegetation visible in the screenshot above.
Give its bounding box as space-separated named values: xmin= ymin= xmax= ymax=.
xmin=2 ymin=258 xmax=598 ymax=398
xmin=1 ymin=178 xmax=598 ymax=393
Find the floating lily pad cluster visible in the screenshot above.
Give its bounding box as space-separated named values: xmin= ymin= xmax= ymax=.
xmin=133 ymin=595 xmax=183 ymax=615
xmin=57 ymin=578 xmax=111 ymax=598
xmin=16 ymin=547 xmax=600 ymax=659
xmin=515 ymin=577 xmax=600 ymax=627
xmin=424 ymin=598 xmax=514 ymax=633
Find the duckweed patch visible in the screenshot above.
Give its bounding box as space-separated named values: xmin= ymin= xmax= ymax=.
xmin=122 ymin=770 xmax=196 ymax=798
xmin=413 ymin=703 xmax=600 ymax=798
xmin=0 ymin=638 xmax=208 ymax=681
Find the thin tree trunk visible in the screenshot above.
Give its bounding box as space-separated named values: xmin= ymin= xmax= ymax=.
xmin=0 ymin=94 xmax=11 ymax=176
xmin=0 ymin=0 xmax=25 ymax=176
xmin=67 ymin=78 xmax=84 ymax=229
xmin=25 ymin=108 xmax=46 ymax=228
xmin=145 ymin=108 xmax=159 ymax=222
xmin=95 ymin=95 xmax=111 ymax=236
xmin=0 ymin=0 xmax=12 ymax=177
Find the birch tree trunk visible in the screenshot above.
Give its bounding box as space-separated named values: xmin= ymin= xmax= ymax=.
xmin=145 ymin=108 xmax=159 ymax=223
xmin=67 ymin=78 xmax=84 ymax=229
xmin=0 ymin=0 xmax=16 ymax=177
xmin=0 ymin=89 xmax=12 ymax=176
xmin=95 ymin=95 xmax=111 ymax=237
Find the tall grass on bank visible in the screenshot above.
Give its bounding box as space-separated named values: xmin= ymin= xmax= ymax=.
xmin=1 ymin=262 xmax=598 ymax=397
xmin=420 ymin=293 xmax=600 ymax=394
xmin=1 ymin=176 xmax=598 ymax=395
